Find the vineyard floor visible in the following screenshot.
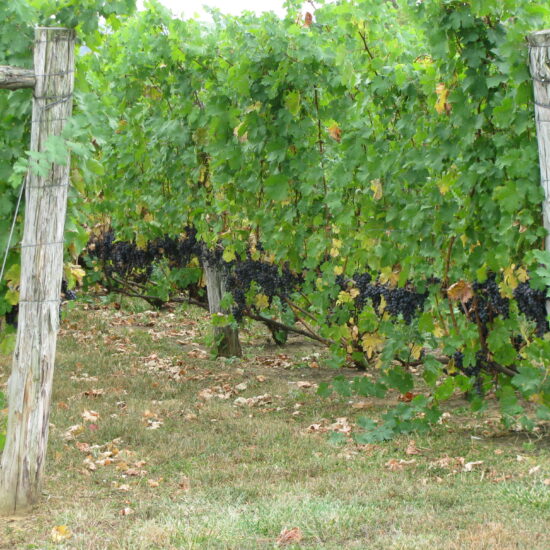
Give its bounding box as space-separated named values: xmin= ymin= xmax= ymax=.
xmin=0 ymin=297 xmax=548 ymax=549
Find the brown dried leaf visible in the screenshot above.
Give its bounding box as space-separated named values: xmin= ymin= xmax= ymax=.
xmin=328 ymin=123 xmax=341 ymax=142
xmin=351 ymin=401 xmax=371 ymax=410
xmin=296 ymin=381 xmax=316 ymax=389
xmin=385 ymin=458 xmax=416 ymax=471
xmin=447 ymin=280 xmax=473 ymax=303
xmin=63 ymin=424 xmax=85 ymax=440
xmin=277 ymin=527 xmax=303 ymax=546
xmin=179 ymin=476 xmax=191 ymax=491
xmin=405 ymin=440 xmax=421 ymax=456
xmin=81 ymin=410 xmax=100 ymax=423
xmin=463 ymin=460 xmax=484 ymax=472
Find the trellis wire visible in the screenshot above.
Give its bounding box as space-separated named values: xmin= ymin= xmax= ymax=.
xmin=0 ymin=65 xmax=72 ymax=288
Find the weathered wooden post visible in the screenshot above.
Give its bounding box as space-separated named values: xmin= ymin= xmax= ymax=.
xmin=528 ymin=30 xmax=550 ymax=314
xmin=0 ymin=27 xmax=75 ymax=514
xmin=202 ymin=255 xmax=242 ymax=358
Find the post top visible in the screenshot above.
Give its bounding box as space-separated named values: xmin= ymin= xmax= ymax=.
xmin=527 ymin=30 xmax=550 ymax=47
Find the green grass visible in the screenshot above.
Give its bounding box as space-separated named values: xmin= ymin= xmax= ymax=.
xmin=0 ymin=299 xmax=548 ymax=549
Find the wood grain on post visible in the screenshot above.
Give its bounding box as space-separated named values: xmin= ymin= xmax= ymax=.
xmin=528 ymin=30 xmax=550 ymax=313
xmin=0 ymin=27 xmax=75 ymax=515
xmin=0 ymin=66 xmax=36 ymax=90
xmin=202 ymin=257 xmax=242 ymax=358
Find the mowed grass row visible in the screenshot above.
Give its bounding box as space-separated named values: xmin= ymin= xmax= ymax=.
xmin=0 ymin=299 xmax=548 ymax=549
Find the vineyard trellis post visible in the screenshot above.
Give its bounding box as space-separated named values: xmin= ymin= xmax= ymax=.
xmin=0 ymin=27 xmax=75 ymax=515
xmin=528 ymin=29 xmax=550 ymax=314
xmin=202 ymin=256 xmax=242 ymax=358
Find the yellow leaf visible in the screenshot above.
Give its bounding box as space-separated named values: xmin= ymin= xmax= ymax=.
xmin=410 ymin=344 xmax=423 ymax=360
xmin=143 ymin=213 xmax=154 ymax=223
xmin=334 ymin=265 xmax=344 ymax=276
xmin=379 ymin=266 xmax=399 ymax=287
xmin=255 ymin=293 xmax=269 ymax=309
xmin=498 ymin=281 xmax=514 ymax=299
xmin=433 ymin=324 xmax=446 ymax=338
xmin=370 ymin=178 xmax=383 ymax=200
xmin=529 ymin=393 xmax=544 ymax=404
xmin=503 ymin=265 xmax=518 ymax=291
xmin=222 ymin=248 xmax=236 ymax=262
xmin=330 ymin=247 xmax=340 ymax=258
xmin=337 ymin=290 xmax=353 ymax=305
xmin=51 ymin=525 xmax=72 ymax=542
xmin=516 ymin=266 xmax=529 ymax=283
xmin=361 ymin=332 xmax=384 ymax=359
xmin=435 ymin=83 xmax=449 ymax=114
xmin=69 ymin=264 xmax=86 ymax=285
xmin=328 ymin=123 xmax=342 ymax=142
xmin=5 ymin=289 xmax=19 ymax=306
xmin=379 ymin=295 xmax=387 ymax=313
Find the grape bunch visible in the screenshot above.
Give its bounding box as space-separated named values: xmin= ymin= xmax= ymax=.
xmin=224 ymin=259 xmax=301 ymax=321
xmin=452 ymin=350 xmax=486 ymax=377
xmin=87 ymin=227 xmax=199 ymax=280
xmin=514 ymin=281 xmax=548 ymax=337
xmin=339 ymin=272 xmax=427 ymax=324
xmin=465 ymin=273 xmax=509 ymax=331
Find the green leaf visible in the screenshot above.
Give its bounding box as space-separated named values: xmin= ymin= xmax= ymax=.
xmin=381 ymin=366 xmax=413 ymax=394
xmin=264 ymin=174 xmax=289 ymax=202
xmin=434 ymin=377 xmax=456 ymax=402
xmin=284 ymin=90 xmax=301 ymax=116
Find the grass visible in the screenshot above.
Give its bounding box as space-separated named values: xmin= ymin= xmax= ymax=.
xmin=0 ymin=297 xmax=548 ymax=549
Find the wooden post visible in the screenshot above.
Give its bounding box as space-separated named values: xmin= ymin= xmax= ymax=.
xmin=0 ymin=66 xmax=36 ymax=90
xmin=202 ymin=257 xmax=242 ymax=358
xmin=528 ymin=30 xmax=550 ymax=314
xmin=0 ymin=27 xmax=75 ymax=515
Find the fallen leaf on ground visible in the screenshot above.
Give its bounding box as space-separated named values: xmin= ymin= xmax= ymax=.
xmin=351 ymin=401 xmax=371 ymax=410
xmin=406 ymin=440 xmax=421 ymax=455
xmin=84 ymin=388 xmax=105 ymax=397
xmin=234 ymin=394 xmax=272 ymax=407
xmin=51 ymin=525 xmax=72 ymax=542
xmin=119 ymin=507 xmax=134 ymax=516
xmin=256 ymin=375 xmax=267 ymax=382
xmin=81 ymin=410 xmax=100 ymax=423
xmin=63 ymin=424 xmax=85 ymax=440
xmin=124 ymin=468 xmax=147 ymax=477
xmin=385 ymin=458 xmax=416 ymax=471
xmin=75 ymin=442 xmax=90 ymax=452
xmin=463 ymin=461 xmax=484 ymax=472
xmin=277 ymin=527 xmax=303 ymax=546
xmin=83 ymin=456 xmax=97 ymax=471
xmin=179 ymin=476 xmax=190 ymax=491
xmin=146 ymin=419 xmax=163 ymax=430
xmin=295 ymin=381 xmax=316 ymax=389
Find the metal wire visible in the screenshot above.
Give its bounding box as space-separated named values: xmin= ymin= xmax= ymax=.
xmin=0 ymin=178 xmax=26 ymax=284
xmin=20 ymin=240 xmax=65 ymax=248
